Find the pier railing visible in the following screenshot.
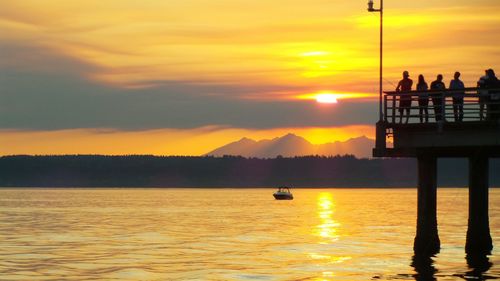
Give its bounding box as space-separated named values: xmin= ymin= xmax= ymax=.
xmin=383 ymin=87 xmax=500 ymax=124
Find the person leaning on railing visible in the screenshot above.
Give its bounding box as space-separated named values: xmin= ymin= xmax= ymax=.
xmin=396 ymin=71 xmax=413 ymax=124
xmin=477 ymin=70 xmax=489 ymax=121
xmin=449 ymin=71 xmax=465 ymax=122
xmin=417 ymin=74 xmax=429 ymax=123
xmin=485 ymin=69 xmax=500 ymax=120
xmin=430 ymin=74 xmax=446 ymax=121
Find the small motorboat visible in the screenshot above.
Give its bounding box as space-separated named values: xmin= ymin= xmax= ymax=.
xmin=273 ymin=186 xmax=293 ymax=200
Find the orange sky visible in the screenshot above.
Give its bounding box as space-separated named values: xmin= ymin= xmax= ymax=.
xmin=0 ymin=0 xmax=499 ymax=155
xmin=0 ymin=125 xmax=374 ymax=156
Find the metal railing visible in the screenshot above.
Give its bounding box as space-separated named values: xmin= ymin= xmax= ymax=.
xmin=383 ymin=87 xmax=500 ymax=124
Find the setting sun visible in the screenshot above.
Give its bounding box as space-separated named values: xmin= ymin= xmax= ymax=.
xmin=315 ymin=93 xmax=338 ymax=104
xmin=295 ymin=92 xmax=375 ymax=103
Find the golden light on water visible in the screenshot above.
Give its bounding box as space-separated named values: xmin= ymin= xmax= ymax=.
xmin=315 ymin=192 xmax=339 ymax=241
xmin=308 ymin=192 xmax=351 ymax=280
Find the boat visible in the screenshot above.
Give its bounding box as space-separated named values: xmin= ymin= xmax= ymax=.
xmin=273 ymin=186 xmax=293 ymax=200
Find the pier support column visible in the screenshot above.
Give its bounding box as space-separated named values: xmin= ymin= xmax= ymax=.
xmin=375 ymin=121 xmax=386 ymax=149
xmin=466 ymin=154 xmax=492 ymax=255
xmin=414 ymin=154 xmax=440 ymax=255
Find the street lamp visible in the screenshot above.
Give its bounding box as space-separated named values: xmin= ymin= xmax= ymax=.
xmin=367 ymin=0 xmax=383 ymax=121
xmin=368 ymin=0 xmax=387 ymax=151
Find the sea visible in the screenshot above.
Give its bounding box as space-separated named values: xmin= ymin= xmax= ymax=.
xmin=0 ymin=188 xmax=499 ymax=281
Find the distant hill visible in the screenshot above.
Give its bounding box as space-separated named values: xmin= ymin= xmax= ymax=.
xmin=206 ymin=133 xmax=375 ymax=158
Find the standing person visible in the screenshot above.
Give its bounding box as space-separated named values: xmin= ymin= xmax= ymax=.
xmin=396 ymin=70 xmax=413 ymax=124
xmin=417 ymin=74 xmax=429 ymax=123
xmin=449 ymin=71 xmax=465 ymax=121
xmin=430 ymin=74 xmax=446 ymax=121
xmin=477 ymin=70 xmax=489 ymax=121
xmin=485 ymin=69 xmax=500 ymax=120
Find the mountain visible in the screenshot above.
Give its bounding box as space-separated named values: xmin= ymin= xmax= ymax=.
xmin=206 ymin=134 xmax=375 ymax=158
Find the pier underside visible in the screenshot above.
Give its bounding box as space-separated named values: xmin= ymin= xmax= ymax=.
xmin=373 ymin=146 xmax=500 ymax=158
xmin=374 ymin=121 xmax=500 ymax=158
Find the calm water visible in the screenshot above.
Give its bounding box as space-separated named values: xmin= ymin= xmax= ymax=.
xmin=0 ymin=188 xmax=499 ymax=281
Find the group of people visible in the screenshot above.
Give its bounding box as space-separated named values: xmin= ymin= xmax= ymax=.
xmin=395 ymin=69 xmax=499 ymax=124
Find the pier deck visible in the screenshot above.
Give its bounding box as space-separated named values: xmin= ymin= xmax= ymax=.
xmin=374 ymin=87 xmax=500 ymax=157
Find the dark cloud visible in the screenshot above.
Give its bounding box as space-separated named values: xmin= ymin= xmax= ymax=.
xmin=0 ymin=43 xmax=378 ymax=130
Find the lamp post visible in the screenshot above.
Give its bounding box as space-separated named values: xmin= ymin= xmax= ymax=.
xmin=368 ymin=0 xmax=383 ymax=121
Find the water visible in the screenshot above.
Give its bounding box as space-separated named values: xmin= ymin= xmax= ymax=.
xmin=0 ymin=188 xmax=499 ymax=280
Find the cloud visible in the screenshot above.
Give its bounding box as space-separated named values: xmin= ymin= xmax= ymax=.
xmin=3 ymin=1 xmax=498 ymax=92
xmin=1 ymin=1 xmax=498 ymax=133
xmin=0 ymin=42 xmax=378 ymax=130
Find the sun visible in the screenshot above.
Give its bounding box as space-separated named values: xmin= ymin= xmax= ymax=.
xmin=315 ymin=93 xmax=338 ymax=104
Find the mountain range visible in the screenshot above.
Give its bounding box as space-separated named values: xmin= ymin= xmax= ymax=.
xmin=206 ymin=133 xmax=375 ymax=158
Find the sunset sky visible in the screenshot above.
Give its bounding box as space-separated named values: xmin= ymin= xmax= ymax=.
xmin=1 ymin=0 xmax=499 ymax=155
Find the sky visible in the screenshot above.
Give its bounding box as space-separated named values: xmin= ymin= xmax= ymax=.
xmin=1 ymin=0 xmax=499 ymax=155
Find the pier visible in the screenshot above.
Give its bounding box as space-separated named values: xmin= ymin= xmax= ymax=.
xmin=373 ymin=88 xmax=500 ymax=256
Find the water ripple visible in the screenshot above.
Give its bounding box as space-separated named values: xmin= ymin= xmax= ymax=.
xmin=0 ymin=188 xmax=499 ymax=280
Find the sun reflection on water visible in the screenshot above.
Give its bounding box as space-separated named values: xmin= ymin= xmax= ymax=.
xmin=315 ymin=192 xmax=340 ymax=242
xmin=309 ymin=192 xmax=351 ymax=280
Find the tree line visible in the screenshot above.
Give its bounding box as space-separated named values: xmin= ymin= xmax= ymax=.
xmin=0 ymin=155 xmax=498 ymax=187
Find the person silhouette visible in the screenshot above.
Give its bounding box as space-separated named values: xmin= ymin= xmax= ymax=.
xmin=417 ymin=74 xmax=429 ymax=123
xmin=449 ymin=71 xmax=465 ymax=121
xmin=430 ymin=74 xmax=446 ymax=121
xmin=485 ymin=69 xmax=500 ymax=120
xmin=396 ymin=71 xmax=413 ymax=124
xmin=477 ymin=70 xmax=489 ymax=121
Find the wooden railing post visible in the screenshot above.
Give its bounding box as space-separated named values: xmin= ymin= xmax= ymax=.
xmin=384 ymin=95 xmax=388 ymax=122
xmin=392 ymin=94 xmax=396 ymax=124
xmin=441 ymin=92 xmax=446 ymax=121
